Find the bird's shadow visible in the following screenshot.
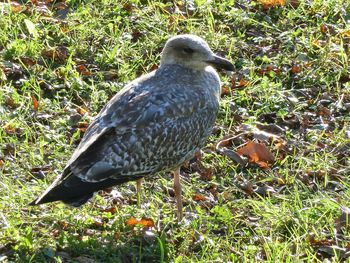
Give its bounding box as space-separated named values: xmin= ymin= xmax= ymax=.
xmin=12 ymin=228 xmax=168 ymax=263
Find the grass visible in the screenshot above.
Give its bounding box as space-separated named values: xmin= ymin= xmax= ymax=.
xmin=1 ymin=0 xmax=350 ymax=262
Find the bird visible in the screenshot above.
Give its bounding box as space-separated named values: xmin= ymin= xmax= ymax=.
xmin=30 ymin=34 xmax=234 ymax=220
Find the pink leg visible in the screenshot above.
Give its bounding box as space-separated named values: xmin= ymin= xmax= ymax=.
xmin=136 ymin=178 xmax=143 ymax=207
xmin=173 ymin=168 xmax=183 ymax=221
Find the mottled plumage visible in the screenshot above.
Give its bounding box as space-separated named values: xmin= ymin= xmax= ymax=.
xmin=30 ymin=35 xmax=234 ymax=215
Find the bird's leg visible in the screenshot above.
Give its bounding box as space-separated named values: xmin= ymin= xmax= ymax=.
xmin=173 ymin=168 xmax=183 ymax=221
xmin=136 ymin=178 xmax=143 ymax=207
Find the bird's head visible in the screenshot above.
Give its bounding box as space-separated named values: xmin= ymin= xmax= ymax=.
xmin=160 ymin=34 xmax=234 ymax=71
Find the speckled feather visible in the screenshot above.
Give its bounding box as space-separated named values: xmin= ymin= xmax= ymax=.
xmin=69 ymin=64 xmax=221 ymax=182
xmin=30 ymin=35 xmax=233 ymax=206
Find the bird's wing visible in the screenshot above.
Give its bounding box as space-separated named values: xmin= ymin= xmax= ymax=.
xmin=65 ymin=71 xmax=216 ymax=183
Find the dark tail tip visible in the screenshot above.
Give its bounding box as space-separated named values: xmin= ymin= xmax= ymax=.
xmin=28 ymin=200 xmax=37 ymax=206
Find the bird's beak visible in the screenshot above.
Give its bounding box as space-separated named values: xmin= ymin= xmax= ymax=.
xmin=206 ymin=55 xmax=234 ymax=71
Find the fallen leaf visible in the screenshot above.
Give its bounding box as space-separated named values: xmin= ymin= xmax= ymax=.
xmin=3 ymin=123 xmax=16 ymax=135
xmin=20 ymin=57 xmax=36 ymax=67
xmin=58 ymin=220 xmax=70 ymax=230
xmin=1 ymin=61 xmax=23 ymax=81
xmin=274 ymin=138 xmax=287 ymax=151
xmin=255 ymin=123 xmax=285 ymax=135
xmin=289 ymin=0 xmax=300 ymax=7
xmin=4 ymin=95 xmax=17 ymax=108
xmin=84 ymin=229 xmax=96 ymax=236
xmin=255 ymin=185 xmax=276 ymax=196
xmin=0 ymin=160 xmax=4 ymax=168
xmin=93 ymin=218 xmax=104 ymax=227
xmin=192 ymin=194 xmax=207 ymax=201
xmin=259 ymin=0 xmax=285 ymax=9
xmin=77 ymin=106 xmax=89 ymax=115
xmin=10 ymin=1 xmax=23 ymax=12
xmin=149 ymin=64 xmax=158 ymax=72
xmin=131 ymin=30 xmax=143 ymax=42
xmin=77 ymin=122 xmax=89 ymax=133
xmin=310 ymin=235 xmax=335 ymax=247
xmin=41 ymin=46 xmax=69 ymax=62
xmin=320 ymin=24 xmax=328 ymax=34
xmin=238 ymin=78 xmax=248 ymax=87
xmin=221 ymin=85 xmax=231 ymax=97
xmin=341 ymin=29 xmax=350 ymax=37
xmin=240 ymin=181 xmax=254 ymax=196
xmin=31 ymin=95 xmax=39 ymax=111
xmin=102 ymin=206 xmax=117 ymax=214
xmin=317 ymin=105 xmax=332 ymax=117
xmin=54 ymin=2 xmax=69 ymax=20
xmin=237 ymin=141 xmax=274 ymax=168
xmin=198 ymin=166 xmax=213 ymax=181
xmin=218 ymin=148 xmax=248 ymax=166
xmin=123 ymin=3 xmax=135 ymax=12
xmin=77 ymin=65 xmax=92 ymax=76
xmin=258 ymin=65 xmax=281 ymax=75
xmin=126 ymin=217 xmax=154 ymax=228
xmin=50 ymin=229 xmax=60 ymax=237
xmin=291 ymin=64 xmax=302 ymax=73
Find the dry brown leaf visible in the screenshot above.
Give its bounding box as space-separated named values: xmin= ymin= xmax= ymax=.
xmin=131 ymin=30 xmax=143 ymax=42
xmin=77 ymin=65 xmax=92 ymax=76
xmin=255 ymin=123 xmax=285 ymax=135
xmin=317 ymin=105 xmax=332 ymax=117
xmin=3 ymin=123 xmax=16 ymax=135
xmin=10 ymin=1 xmax=24 ymax=12
xmin=77 ymin=106 xmax=89 ymax=115
xmin=4 ymin=96 xmax=17 ymax=108
xmin=291 ymin=64 xmax=302 ymax=73
xmin=237 ymin=141 xmax=274 ymax=168
xmin=123 ymin=3 xmax=135 ymax=12
xmin=41 ymin=46 xmax=68 ymax=61
xmin=341 ymin=29 xmax=350 ymax=37
xmin=259 ymin=0 xmax=285 ymax=9
xmin=289 ymin=0 xmax=300 ymax=7
xmin=0 ymin=160 xmax=4 ymax=168
xmin=102 ymin=206 xmax=117 ymax=214
xmin=192 ymin=194 xmax=207 ymax=201
xmin=58 ymin=220 xmax=70 ymax=230
xmin=149 ymin=64 xmax=158 ymax=72
xmin=310 ymin=235 xmax=335 ymax=247
xmin=238 ymin=78 xmax=248 ymax=87
xmin=31 ymin=95 xmax=39 ymax=111
xmin=221 ymin=85 xmax=231 ymax=97
xmin=126 ymin=217 xmax=155 ymax=228
xmin=274 ymin=138 xmax=287 ymax=150
xmin=240 ymin=182 xmax=254 ymax=196
xmin=258 ymin=65 xmax=281 ymax=75
xmin=51 ymin=229 xmax=60 ymax=237
xmin=320 ymin=24 xmax=328 ymax=34
xmin=20 ymin=57 xmax=36 ymax=67
xmin=93 ymin=218 xmax=104 ymax=227
xmin=77 ymin=122 xmax=89 ymax=133
xmin=199 ymin=166 xmax=213 ymax=181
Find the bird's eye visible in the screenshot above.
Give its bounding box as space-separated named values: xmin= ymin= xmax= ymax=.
xmin=182 ymin=47 xmax=194 ymax=54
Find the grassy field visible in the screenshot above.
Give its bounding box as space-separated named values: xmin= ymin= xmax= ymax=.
xmin=1 ymin=0 xmax=350 ymax=262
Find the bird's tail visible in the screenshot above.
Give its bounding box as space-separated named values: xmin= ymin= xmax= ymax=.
xmin=29 ymin=168 xmax=142 ymax=207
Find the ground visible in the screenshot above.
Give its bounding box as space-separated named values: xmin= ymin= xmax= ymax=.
xmin=1 ymin=0 xmax=350 ymax=262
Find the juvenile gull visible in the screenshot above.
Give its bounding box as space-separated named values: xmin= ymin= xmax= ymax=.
xmin=30 ymin=34 xmax=234 ymax=220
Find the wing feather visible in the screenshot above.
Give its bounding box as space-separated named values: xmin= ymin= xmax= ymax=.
xmin=66 ymin=66 xmax=219 ymax=183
